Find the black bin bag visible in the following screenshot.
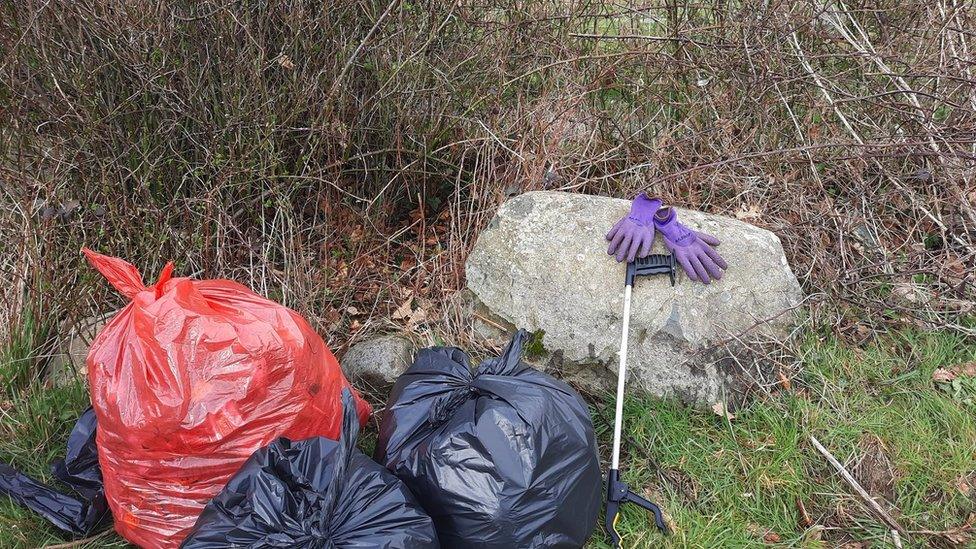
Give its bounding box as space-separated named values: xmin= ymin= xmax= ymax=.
xmin=0 ymin=407 xmax=110 ymax=537
xmin=181 ymin=389 xmax=439 ymax=549
xmin=375 ymin=330 xmax=602 ymax=548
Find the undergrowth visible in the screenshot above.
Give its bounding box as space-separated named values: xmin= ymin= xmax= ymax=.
xmin=1 ymin=0 xmax=973 ymax=361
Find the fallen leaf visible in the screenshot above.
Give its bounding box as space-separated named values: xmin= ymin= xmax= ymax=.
xmin=346 ymin=306 xmax=360 ymax=316
xmin=934 ymin=362 xmax=976 ymax=383
xmin=406 ymin=306 xmax=427 ymax=328
xmin=934 ymin=368 xmax=956 ymax=383
xmin=777 ymin=370 xmax=792 ymax=391
xmin=392 ymin=297 xmax=413 ymax=320
xmin=277 ymin=54 xmax=295 ymax=70
xmin=955 ymin=475 xmax=972 ymax=497
xmin=712 ymin=401 xmax=735 ymax=421
xmin=735 ymin=204 xmax=763 ymax=221
xmin=763 ymin=532 xmax=781 ymax=543
xmin=952 ymin=361 xmax=976 ymax=377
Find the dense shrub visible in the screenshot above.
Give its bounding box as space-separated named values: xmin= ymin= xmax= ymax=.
xmin=1 ymin=1 xmax=973 ymax=362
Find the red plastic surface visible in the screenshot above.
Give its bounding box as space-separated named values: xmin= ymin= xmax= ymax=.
xmin=82 ymin=249 xmax=370 ymax=548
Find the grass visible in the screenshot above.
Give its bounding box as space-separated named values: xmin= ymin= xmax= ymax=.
xmin=1 ymin=327 xmax=974 ymax=547
xmin=591 ymin=329 xmax=976 ymax=548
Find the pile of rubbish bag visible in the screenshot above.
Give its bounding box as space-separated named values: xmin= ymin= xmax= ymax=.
xmin=0 ymin=251 xmax=605 ymax=549
xmin=83 ymin=249 xmax=371 ymax=547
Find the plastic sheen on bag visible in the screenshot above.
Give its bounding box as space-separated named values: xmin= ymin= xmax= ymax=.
xmin=182 ymin=389 xmax=439 ymax=549
xmin=0 ymin=408 xmax=109 ymax=537
xmin=375 ymin=330 xmax=602 ymax=548
xmin=83 ymin=249 xmax=370 ymax=548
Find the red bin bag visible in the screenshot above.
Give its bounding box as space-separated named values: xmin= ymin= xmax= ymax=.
xmin=82 ymin=249 xmax=370 ymax=548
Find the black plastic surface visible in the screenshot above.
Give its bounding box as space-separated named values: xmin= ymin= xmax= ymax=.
xmin=0 ymin=408 xmax=110 ymax=537
xmin=181 ymin=390 xmax=439 ymax=549
xmin=375 ymin=330 xmax=602 ymax=548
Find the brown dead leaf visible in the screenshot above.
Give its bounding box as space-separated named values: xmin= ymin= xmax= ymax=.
xmin=406 ymin=306 xmax=427 ymax=328
xmin=392 ymin=296 xmax=413 ymax=320
xmin=735 ymin=204 xmax=763 ymax=221
xmin=955 ymin=475 xmax=972 ymax=497
xmin=933 ymin=368 xmax=956 ymax=383
xmin=277 ymin=54 xmax=295 ymax=70
xmin=712 ymin=401 xmax=735 ymax=421
xmin=953 ymin=362 xmax=976 ymax=377
xmin=934 ymin=362 xmax=976 ymax=383
xmin=763 ymin=532 xmax=781 ymax=543
xmin=777 ymin=370 xmax=792 ymax=391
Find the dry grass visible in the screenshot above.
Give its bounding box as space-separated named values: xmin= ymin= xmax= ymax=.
xmin=1 ymin=0 xmax=974 ymax=379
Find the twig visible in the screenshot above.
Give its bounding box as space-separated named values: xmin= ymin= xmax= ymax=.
xmin=569 ymin=32 xmax=723 ymax=48
xmin=328 ymin=0 xmax=400 ymax=100
xmin=810 ymin=436 xmax=909 ymax=537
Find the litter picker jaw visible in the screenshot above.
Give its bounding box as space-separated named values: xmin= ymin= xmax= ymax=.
xmin=605 ymin=253 xmax=675 ymax=546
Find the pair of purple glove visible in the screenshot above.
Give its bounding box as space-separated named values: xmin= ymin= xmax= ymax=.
xmin=606 ymin=193 xmax=728 ymax=284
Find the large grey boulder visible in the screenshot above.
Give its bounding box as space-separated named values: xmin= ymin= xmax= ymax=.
xmin=465 ymin=191 xmax=803 ymax=407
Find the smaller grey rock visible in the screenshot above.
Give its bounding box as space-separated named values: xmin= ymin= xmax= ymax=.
xmin=341 ymin=335 xmax=416 ymax=388
xmin=49 ymin=313 xmax=114 ymax=386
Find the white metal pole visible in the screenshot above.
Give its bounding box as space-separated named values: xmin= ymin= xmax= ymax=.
xmin=611 ymin=283 xmax=633 ymax=470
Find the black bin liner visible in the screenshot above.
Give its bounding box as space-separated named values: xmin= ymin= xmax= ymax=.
xmin=181 ymin=389 xmax=439 ymax=549
xmin=0 ymin=407 xmax=110 ymax=537
xmin=375 ymin=330 xmax=602 ymax=548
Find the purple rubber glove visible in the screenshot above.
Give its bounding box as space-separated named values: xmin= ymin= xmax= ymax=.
xmin=606 ymin=193 xmax=662 ymax=262
xmin=654 ymin=207 xmax=728 ymax=284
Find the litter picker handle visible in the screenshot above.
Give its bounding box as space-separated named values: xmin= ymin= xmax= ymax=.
xmin=604 ymin=254 xmax=674 ymax=546
xmin=610 ymin=283 xmax=633 ymax=470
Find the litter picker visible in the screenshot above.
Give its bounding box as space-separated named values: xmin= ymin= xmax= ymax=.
xmin=605 ymin=253 xmax=675 ymax=547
